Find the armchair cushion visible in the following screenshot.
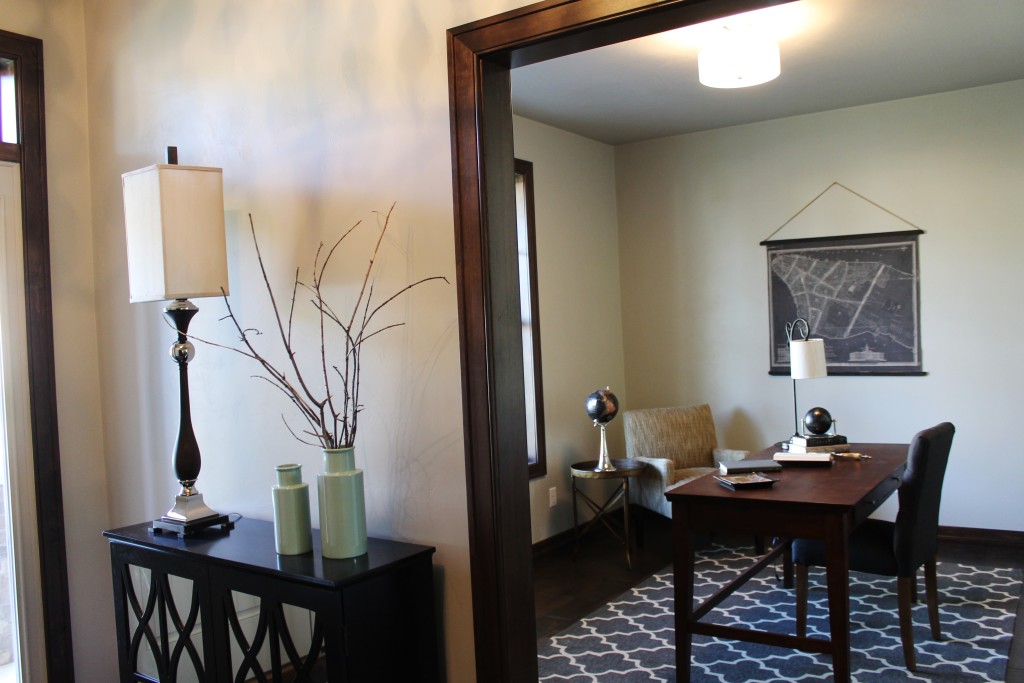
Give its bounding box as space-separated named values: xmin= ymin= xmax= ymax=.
xmin=713 ymin=448 xmax=749 ymax=463
xmin=634 ymin=456 xmax=717 ymax=519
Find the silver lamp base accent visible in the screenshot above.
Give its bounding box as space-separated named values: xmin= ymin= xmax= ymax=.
xmin=163 ymin=489 xmax=218 ymax=523
xmin=152 ymin=488 xmax=234 ymax=537
xmin=595 ymin=423 xmax=616 ymax=472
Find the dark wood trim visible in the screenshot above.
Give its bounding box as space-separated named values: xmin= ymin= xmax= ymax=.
xmin=448 ymin=2 xmax=793 ymax=679
xmin=0 ymin=142 xmax=18 ymax=163
xmin=0 ymin=28 xmax=74 ymax=682
xmin=939 ymin=525 xmax=1024 ymax=549
xmin=760 ymin=229 xmax=925 ymax=248
xmin=448 ymin=30 xmax=536 ymax=681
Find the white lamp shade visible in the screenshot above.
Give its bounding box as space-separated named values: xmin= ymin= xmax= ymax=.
xmin=122 ymin=163 xmax=229 ymax=303
xmin=790 ymin=338 xmax=827 ymax=379
xmin=698 ymin=34 xmax=780 ymax=89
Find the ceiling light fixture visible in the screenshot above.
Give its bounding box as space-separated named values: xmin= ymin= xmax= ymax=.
xmin=698 ymin=29 xmax=780 ymax=89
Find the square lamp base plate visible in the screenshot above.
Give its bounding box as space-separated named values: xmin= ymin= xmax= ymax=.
xmin=151 ymin=513 xmax=234 ymax=538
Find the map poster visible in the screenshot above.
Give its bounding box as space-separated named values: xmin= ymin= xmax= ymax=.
xmin=766 ymin=231 xmax=924 ymax=376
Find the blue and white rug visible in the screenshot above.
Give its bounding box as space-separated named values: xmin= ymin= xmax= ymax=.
xmin=538 ymin=544 xmax=1021 ymax=682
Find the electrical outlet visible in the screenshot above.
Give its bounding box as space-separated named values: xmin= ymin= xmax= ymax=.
xmin=548 ymin=487 xmax=557 ymax=507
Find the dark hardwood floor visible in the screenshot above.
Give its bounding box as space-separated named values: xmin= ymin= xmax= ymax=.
xmin=534 ymin=508 xmax=1024 ymax=682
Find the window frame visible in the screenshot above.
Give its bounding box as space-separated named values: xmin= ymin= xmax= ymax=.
xmin=0 ymin=28 xmax=73 ymax=682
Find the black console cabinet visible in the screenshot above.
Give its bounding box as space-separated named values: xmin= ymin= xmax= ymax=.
xmin=104 ymin=519 xmax=439 ymax=682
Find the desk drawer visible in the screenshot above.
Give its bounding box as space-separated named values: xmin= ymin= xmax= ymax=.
xmin=853 ymin=465 xmax=904 ymax=526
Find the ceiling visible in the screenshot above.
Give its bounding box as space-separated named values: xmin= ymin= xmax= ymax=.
xmin=510 ymin=0 xmax=1024 ymax=145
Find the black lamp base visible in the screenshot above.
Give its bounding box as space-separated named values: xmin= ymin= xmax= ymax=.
xmin=152 ymin=513 xmax=234 ymax=538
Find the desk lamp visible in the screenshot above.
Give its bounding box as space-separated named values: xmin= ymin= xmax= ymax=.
xmin=122 ymin=146 xmax=233 ymax=536
xmin=786 ymin=318 xmax=827 ymax=438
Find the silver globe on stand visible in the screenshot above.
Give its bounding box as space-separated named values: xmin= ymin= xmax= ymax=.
xmin=585 ymin=387 xmax=620 ymax=472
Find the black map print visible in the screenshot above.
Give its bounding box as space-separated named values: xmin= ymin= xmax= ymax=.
xmin=768 ymin=233 xmax=922 ymax=374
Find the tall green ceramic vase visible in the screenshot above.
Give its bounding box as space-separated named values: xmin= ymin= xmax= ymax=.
xmin=317 ymin=447 xmax=367 ymax=559
xmin=272 ymin=464 xmax=313 ymax=555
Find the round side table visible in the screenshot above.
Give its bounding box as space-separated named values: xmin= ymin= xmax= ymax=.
xmin=570 ymin=459 xmax=647 ymax=568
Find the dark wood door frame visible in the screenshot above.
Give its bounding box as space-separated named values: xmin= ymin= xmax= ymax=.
xmin=447 ymin=1 xmax=787 ymax=680
xmin=0 ymin=28 xmax=74 ymax=682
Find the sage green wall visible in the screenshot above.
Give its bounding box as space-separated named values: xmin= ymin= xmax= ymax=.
xmin=615 ymin=80 xmax=1024 ymax=530
xmin=513 ymin=116 xmax=628 ymax=544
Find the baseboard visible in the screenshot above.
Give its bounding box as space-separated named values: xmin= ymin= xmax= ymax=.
xmin=532 ymin=527 xmax=576 ymax=559
xmin=938 ymin=525 xmax=1024 ymax=549
xmin=532 ymin=506 xmax=638 ymax=559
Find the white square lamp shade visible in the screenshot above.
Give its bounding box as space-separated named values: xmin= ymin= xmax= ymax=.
xmin=122 ymin=163 xmax=229 ymax=303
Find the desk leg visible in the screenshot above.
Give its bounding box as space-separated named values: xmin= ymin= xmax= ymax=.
xmin=824 ymin=517 xmax=852 ymax=683
xmin=672 ymin=509 xmax=695 ymax=682
xmin=623 ymin=478 xmax=632 ymax=570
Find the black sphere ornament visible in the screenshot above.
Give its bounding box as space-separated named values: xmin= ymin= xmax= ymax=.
xmin=585 ymin=388 xmax=619 ymax=425
xmin=803 ymin=407 xmax=833 ymax=435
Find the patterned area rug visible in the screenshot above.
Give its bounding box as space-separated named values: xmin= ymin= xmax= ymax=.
xmin=538 ymin=544 xmax=1021 ymax=682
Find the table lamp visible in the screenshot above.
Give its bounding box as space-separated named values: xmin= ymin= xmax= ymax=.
xmin=786 ymin=318 xmax=827 ymax=439
xmin=122 ymin=146 xmax=233 ymax=536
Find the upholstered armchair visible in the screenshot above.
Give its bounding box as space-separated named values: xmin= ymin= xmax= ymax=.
xmin=624 ymin=404 xmax=748 ymax=519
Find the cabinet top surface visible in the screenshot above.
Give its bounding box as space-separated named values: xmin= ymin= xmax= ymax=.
xmin=103 ymin=518 xmax=434 ymax=587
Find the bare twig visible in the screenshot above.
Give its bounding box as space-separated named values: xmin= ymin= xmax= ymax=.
xmin=195 ymin=209 xmax=445 ymax=449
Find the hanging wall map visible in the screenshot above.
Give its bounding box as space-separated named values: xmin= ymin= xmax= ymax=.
xmin=766 ymin=231 xmax=924 ymax=375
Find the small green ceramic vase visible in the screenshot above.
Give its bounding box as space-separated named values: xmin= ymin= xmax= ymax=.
xmin=317 ymin=447 xmax=367 ymax=559
xmin=272 ymin=463 xmax=313 ymax=555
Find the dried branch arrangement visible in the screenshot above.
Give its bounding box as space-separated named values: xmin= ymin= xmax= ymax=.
xmin=210 ymin=205 xmax=447 ymax=449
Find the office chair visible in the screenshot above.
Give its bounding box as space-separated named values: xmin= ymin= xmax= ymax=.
xmin=791 ymin=421 xmax=955 ymax=671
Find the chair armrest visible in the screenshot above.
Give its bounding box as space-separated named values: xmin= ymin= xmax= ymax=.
xmin=635 ymin=456 xmax=672 ymax=482
xmin=633 ymin=456 xmax=674 ymax=519
xmin=713 ymin=447 xmax=750 ymax=463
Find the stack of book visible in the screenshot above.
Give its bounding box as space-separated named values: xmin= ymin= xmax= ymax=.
xmin=718 ymin=459 xmax=782 ymax=475
xmin=774 ymin=433 xmax=850 ymax=465
xmin=773 ymin=451 xmax=833 ymax=465
xmin=786 ymin=433 xmax=849 ymax=453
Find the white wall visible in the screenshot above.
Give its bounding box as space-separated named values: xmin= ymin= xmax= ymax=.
xmin=5 ymin=0 xmax=534 ymax=681
xmin=616 ymin=80 xmax=1024 ymax=531
xmin=514 ymin=116 xmax=627 ymax=543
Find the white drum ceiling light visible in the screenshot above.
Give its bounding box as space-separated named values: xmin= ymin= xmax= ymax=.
xmin=698 ymin=30 xmax=781 ymax=88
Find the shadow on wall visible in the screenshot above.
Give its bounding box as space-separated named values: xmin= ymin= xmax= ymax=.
xmin=719 ymin=408 xmax=763 ymax=451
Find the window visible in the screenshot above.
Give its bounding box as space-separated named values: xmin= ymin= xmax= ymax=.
xmin=0 ymin=59 xmax=18 ymax=161
xmin=514 ymin=159 xmax=547 ymax=478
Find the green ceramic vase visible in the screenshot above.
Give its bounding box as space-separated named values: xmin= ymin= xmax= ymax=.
xmin=272 ymin=463 xmax=313 ymax=555
xmin=317 ymin=447 xmax=367 ymax=559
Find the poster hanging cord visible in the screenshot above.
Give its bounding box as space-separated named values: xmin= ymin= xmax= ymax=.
xmin=760 ymin=182 xmax=923 ymax=244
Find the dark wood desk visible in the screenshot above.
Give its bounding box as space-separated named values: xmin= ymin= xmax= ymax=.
xmin=667 ymin=443 xmax=907 ymax=683
xmin=104 ymin=518 xmax=439 ymax=682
